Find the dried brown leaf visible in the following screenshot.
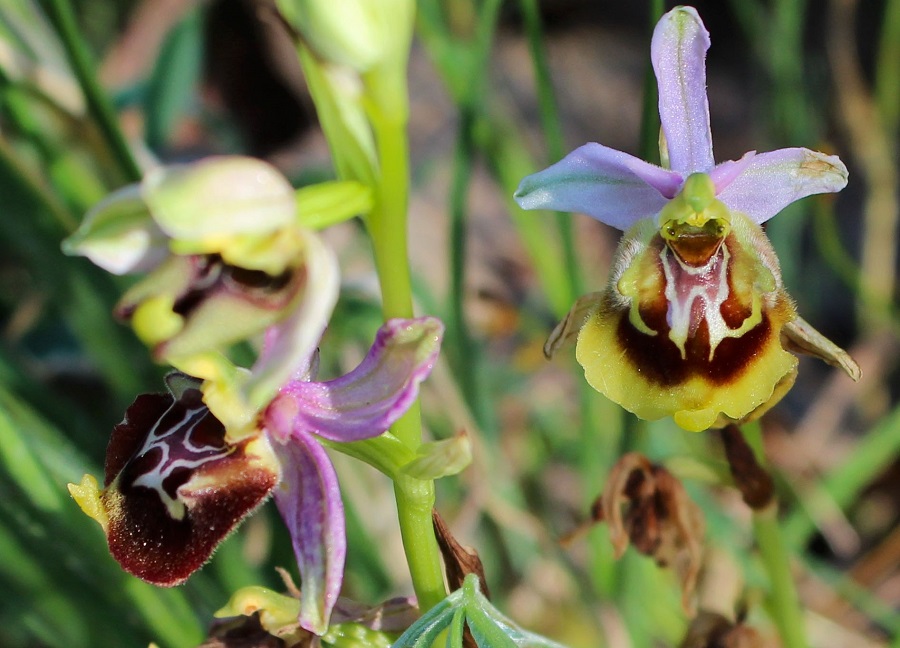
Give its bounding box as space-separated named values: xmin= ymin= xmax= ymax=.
xmin=782 ymin=316 xmax=861 ymax=381
xmin=679 ymin=611 xmax=772 ymax=648
xmin=433 ymin=509 xmax=490 ymax=599
xmin=543 ymin=291 xmax=604 ymax=358
xmin=719 ymin=426 xmax=774 ymax=510
xmin=597 ymin=452 xmax=706 ymax=614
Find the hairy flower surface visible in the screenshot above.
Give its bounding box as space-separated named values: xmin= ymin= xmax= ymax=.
xmin=70 ymin=317 xmax=443 ymax=635
xmin=515 ymin=6 xmax=859 ymax=431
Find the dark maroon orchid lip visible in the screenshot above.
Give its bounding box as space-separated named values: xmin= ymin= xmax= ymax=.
xmin=101 ymin=375 xmax=279 ymax=587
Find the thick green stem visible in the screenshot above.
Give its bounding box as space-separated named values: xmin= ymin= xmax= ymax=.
xmin=364 ymin=69 xmax=448 ymax=612
xmin=367 ymin=98 xmax=414 ymax=323
xmin=394 ymin=472 xmax=446 ymax=612
xmin=44 ymin=0 xmax=142 ymax=183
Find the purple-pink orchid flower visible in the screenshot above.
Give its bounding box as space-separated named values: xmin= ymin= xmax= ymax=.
xmin=71 ymin=317 xmax=442 ymax=635
xmin=63 ymin=155 xmax=445 ymax=634
xmin=515 ymin=6 xmax=858 ymax=432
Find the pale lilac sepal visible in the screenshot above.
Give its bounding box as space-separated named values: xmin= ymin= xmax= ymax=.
xmin=272 ymin=432 xmax=345 ymax=636
xmin=651 ymin=6 xmax=714 ymax=175
xmin=513 ymin=143 xmax=681 ymax=230
xmin=278 ymin=317 xmax=444 ymax=442
xmin=715 ymin=148 xmax=849 ymax=224
xmin=243 ymin=229 xmax=340 ymax=411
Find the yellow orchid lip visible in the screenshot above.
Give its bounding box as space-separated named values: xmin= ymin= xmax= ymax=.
xmin=575 ymin=209 xmax=800 ymax=432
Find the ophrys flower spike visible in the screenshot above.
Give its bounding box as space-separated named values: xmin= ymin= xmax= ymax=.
xmin=514 ymin=6 xmax=859 ymax=432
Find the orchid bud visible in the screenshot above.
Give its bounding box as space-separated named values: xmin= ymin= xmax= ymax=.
xmin=276 ymin=0 xmax=412 ymax=73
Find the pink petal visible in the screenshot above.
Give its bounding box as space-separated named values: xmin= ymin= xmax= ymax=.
xmin=269 ymin=317 xmax=443 ymax=443
xmin=652 ymin=7 xmax=715 ymax=174
xmin=709 ymin=151 xmax=756 ymax=193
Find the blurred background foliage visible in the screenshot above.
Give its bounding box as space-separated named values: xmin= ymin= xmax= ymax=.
xmin=0 ymin=0 xmax=897 ymax=646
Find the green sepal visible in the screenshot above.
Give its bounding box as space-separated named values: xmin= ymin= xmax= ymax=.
xmin=400 ymin=434 xmax=472 ymax=481
xmin=296 ymin=44 xmax=377 ymax=184
xmin=61 ymin=184 xmax=165 ymax=275
xmin=296 ymin=180 xmax=373 ymax=229
xmin=319 ymin=432 xmax=414 ymax=481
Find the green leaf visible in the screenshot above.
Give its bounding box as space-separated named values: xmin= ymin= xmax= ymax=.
xmin=392 ymin=575 xmax=567 ymax=648
xmin=391 ymin=592 xmax=459 ymax=647
xmin=144 ymin=7 xmax=202 ymax=151
xmin=0 ymin=386 xmax=205 ymax=648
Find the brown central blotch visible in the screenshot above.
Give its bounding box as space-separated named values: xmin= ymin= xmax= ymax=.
xmin=617 ymin=309 xmax=772 ymax=388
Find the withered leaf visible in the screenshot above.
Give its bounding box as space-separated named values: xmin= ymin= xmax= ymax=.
xmin=594 ymin=452 xmax=706 ymax=614
xmin=781 ymin=316 xmax=860 ymax=381
xmin=719 ymin=425 xmax=774 ymax=510
xmin=679 ymin=611 xmax=771 ymax=648
xmin=433 ymin=509 xmax=490 ymax=599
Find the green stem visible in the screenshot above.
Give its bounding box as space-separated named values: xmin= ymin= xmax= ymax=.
xmin=364 ymin=69 xmax=447 ymax=613
xmin=44 ymin=0 xmax=142 ymax=183
xmin=0 ymin=136 xmax=74 ymax=230
xmin=367 ymin=105 xmax=414 ymax=323
xmin=638 ymin=0 xmax=665 ymax=165
xmin=740 ymin=424 xmax=808 ymax=648
xmin=444 ymin=0 xmax=502 ymax=432
xmin=753 ymin=504 xmax=808 ymax=648
xmin=394 ymin=472 xmax=446 ymax=612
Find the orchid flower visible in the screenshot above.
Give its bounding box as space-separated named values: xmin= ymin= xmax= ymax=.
xmin=62 ymin=155 xmax=371 ymax=435
xmin=514 ymin=6 xmax=859 ymax=432
xmin=69 ymin=317 xmax=443 ymax=635
xmin=63 ymin=155 xmax=444 ymax=634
